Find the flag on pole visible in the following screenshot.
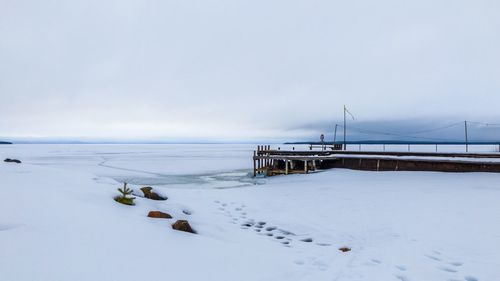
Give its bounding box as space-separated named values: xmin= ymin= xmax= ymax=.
xmin=344 ymin=106 xmax=355 ymax=120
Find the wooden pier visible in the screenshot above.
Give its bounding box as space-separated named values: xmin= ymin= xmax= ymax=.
xmin=253 ymin=145 xmax=500 ymax=177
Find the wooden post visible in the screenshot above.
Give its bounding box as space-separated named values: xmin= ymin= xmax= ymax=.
xmin=267 ymin=145 xmax=270 ymax=168
xmin=259 ymin=146 xmax=263 ymax=173
xmin=262 ymin=145 xmax=265 ymax=174
xmin=304 ymin=160 xmax=308 ymax=174
xmin=464 ymin=121 xmax=469 ymax=153
xmin=285 ymin=160 xmax=289 ymax=175
xmin=257 ymin=147 xmax=261 ymax=175
xmin=312 ymin=160 xmax=317 ymax=171
xmin=253 ymin=151 xmax=256 ymax=177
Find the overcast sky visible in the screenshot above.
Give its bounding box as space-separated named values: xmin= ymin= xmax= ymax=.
xmin=1 ymin=0 xmax=500 ymax=142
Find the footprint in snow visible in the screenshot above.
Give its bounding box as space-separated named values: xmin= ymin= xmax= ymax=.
xmin=438 ymin=266 xmax=458 ymax=273
xmin=425 ymin=254 xmax=442 ymax=261
xmin=294 ymin=259 xmax=305 ymax=265
xmin=0 ymin=224 xmax=21 ymax=231
xmin=395 ymin=275 xmax=410 ymax=281
xmin=395 ymin=265 xmax=407 ymax=271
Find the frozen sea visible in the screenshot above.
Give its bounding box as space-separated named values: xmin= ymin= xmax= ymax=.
xmin=1 ymin=144 xmax=499 ymax=281
xmin=1 ymin=144 xmax=264 ymax=189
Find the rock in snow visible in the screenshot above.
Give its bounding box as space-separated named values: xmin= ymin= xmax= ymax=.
xmin=339 ymin=247 xmax=352 ymax=252
xmin=140 ymin=187 xmax=167 ymax=201
xmin=172 ymin=220 xmax=196 ymax=234
xmin=4 ymin=158 xmax=21 ymax=164
xmin=147 ymin=211 xmax=172 ymax=219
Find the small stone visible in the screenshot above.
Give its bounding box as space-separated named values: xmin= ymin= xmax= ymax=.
xmin=4 ymin=158 xmax=21 ymax=164
xmin=140 ymin=187 xmax=167 ymax=201
xmin=339 ymin=247 xmax=351 ymax=252
xmin=172 ymin=220 xmax=196 ymax=234
xmin=147 ymin=211 xmax=172 ymax=219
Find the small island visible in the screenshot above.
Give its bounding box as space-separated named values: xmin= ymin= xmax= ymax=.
xmin=0 ymin=141 xmax=12 ymax=144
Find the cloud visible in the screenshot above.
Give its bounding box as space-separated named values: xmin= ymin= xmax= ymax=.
xmin=1 ymin=0 xmax=499 ymax=141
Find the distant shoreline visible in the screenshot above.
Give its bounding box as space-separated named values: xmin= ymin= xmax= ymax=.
xmin=287 ymin=141 xmax=500 ymax=145
xmin=0 ymin=141 xmax=12 ymax=145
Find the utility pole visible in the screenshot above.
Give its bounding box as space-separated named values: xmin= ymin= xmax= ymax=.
xmin=333 ymin=124 xmax=338 ymax=144
xmin=343 ymin=105 xmax=347 ymax=150
xmin=464 ymin=120 xmax=469 ymax=153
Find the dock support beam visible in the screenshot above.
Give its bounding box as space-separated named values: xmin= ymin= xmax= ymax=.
xmin=285 ymin=160 xmax=289 ymax=175
xmin=257 ymin=146 xmax=261 ymax=174
xmin=253 ymin=151 xmax=256 ymax=177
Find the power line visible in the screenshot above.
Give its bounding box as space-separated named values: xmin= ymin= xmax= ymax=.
xmin=403 ymin=122 xmax=463 ymax=134
xmin=468 ymin=121 xmax=500 ymax=127
xmin=337 ymin=125 xmax=465 ymax=142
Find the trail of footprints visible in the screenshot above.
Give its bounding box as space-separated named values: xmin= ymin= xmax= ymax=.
xmin=216 ymin=200 xmax=480 ymax=281
xmin=215 ymin=200 xmax=328 ymax=248
xmin=424 ymin=250 xmax=478 ymax=281
xmin=369 ymin=250 xmax=478 ymax=281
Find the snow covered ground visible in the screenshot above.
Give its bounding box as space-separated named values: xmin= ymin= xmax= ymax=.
xmin=1 ymin=144 xmax=499 ymax=281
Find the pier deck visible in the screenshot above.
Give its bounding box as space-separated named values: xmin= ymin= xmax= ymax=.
xmin=252 ymin=145 xmax=500 ymax=176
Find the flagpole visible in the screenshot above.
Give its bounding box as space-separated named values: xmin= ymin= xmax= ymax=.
xmin=343 ymin=105 xmax=346 ymax=150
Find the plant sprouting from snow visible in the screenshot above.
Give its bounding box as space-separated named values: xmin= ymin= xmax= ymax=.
xmin=114 ymin=182 xmax=136 ymax=206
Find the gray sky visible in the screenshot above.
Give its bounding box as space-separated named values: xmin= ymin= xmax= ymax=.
xmin=1 ymin=0 xmax=500 ymax=142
